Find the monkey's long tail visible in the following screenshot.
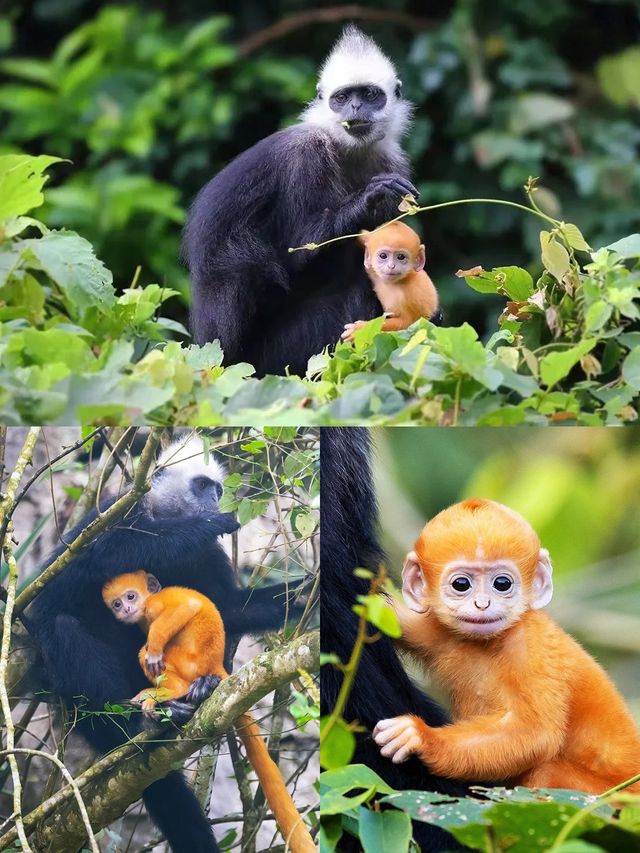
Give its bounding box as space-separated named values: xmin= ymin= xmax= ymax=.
xmin=236 ymin=713 xmax=316 ymax=853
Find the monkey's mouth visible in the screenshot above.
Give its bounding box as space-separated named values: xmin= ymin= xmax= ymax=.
xmin=457 ymin=615 xmax=505 ymax=634
xmin=341 ymin=119 xmax=372 ymax=136
xmin=460 ymin=616 xmax=503 ymax=624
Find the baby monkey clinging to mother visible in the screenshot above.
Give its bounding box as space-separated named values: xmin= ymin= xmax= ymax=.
xmin=374 ymin=499 xmax=640 ymax=795
xmin=342 ymin=221 xmax=441 ymax=341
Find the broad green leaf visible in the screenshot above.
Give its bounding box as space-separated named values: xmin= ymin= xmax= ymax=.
xmin=320 ymin=764 xmax=396 ymax=796
xmin=292 ymin=508 xmax=315 ymax=538
xmin=359 ymin=807 xmax=412 ymax=853
xmin=540 ymin=231 xmax=571 ymax=283
xmin=22 ymin=231 xmax=115 ymax=313
xmin=509 ymin=93 xmax=574 ymax=134
xmin=622 ymin=348 xmax=640 ymax=391
xmin=0 ymin=154 xmax=64 ymax=220
xmin=320 ymin=718 xmax=356 ymax=771
xmin=237 ymin=498 xmax=268 ymax=526
xmin=605 ymin=234 xmax=640 ymax=259
xmin=356 ymin=594 xmax=401 ymax=638
xmin=561 ymin=223 xmax=591 ymax=252
xmin=540 ymin=340 xmax=596 ymax=388
xmin=597 ymin=47 xmax=640 ymax=107
xmin=583 ymin=300 xmax=612 ymax=334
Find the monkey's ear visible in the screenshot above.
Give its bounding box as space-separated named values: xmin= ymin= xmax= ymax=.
xmin=401 ymin=551 xmax=427 ymax=613
xmin=362 ymin=246 xmax=372 ymax=270
xmin=357 ymin=230 xmax=370 ymax=246
xmin=395 ymin=79 xmax=403 ymax=98
xmin=531 ymin=548 xmax=553 ymax=610
xmin=415 ymin=245 xmax=426 ymax=272
xmin=145 ymin=573 xmax=162 ymax=594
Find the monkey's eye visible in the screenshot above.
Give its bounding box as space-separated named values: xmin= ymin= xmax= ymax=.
xmin=451 ymin=577 xmax=471 ymax=593
xmin=335 ymin=91 xmax=348 ymax=103
xmin=127 ymin=592 xmax=136 ymax=601
xmin=193 ymin=476 xmax=213 ymax=492
xmin=397 ymin=253 xmax=406 ymax=261
xmin=213 ymin=481 xmax=223 ymax=501
xmin=113 ymin=600 xmax=121 ymax=609
xmin=493 ymin=576 xmax=513 ymax=592
xmin=379 ymin=252 xmax=388 ymax=260
xmin=365 ymin=87 xmax=377 ymax=101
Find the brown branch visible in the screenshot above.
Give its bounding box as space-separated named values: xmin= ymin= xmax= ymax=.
xmin=0 ymin=631 xmax=319 ymax=852
xmin=237 ymin=5 xmax=435 ymax=57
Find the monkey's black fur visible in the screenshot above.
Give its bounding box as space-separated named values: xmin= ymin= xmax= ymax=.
xmin=321 ymin=428 xmax=469 ymax=852
xmin=29 ymin=503 xmax=301 ymax=853
xmin=184 ymin=127 xmax=420 ymax=377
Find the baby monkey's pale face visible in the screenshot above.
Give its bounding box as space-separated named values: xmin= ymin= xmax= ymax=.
xmin=373 ymin=246 xmax=413 ymax=280
xmin=437 ymin=561 xmax=525 ymax=637
xmin=109 ymin=588 xmax=144 ymax=624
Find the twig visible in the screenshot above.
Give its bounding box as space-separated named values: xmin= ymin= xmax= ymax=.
xmin=0 ymin=427 xmax=41 ymax=853
xmin=237 ymin=5 xmax=435 ymax=56
xmin=0 ymin=748 xmax=98 ymax=853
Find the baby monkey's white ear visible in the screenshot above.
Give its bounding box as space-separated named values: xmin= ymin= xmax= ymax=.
xmin=415 ymin=245 xmax=426 ymax=272
xmin=401 ymin=551 xmax=427 ymax=612
xmin=531 ymin=548 xmax=553 ymax=610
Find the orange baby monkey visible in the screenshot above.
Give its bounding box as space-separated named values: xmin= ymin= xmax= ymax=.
xmin=102 ymin=571 xmax=315 ymax=853
xmin=373 ymin=499 xmax=640 ymax=795
xmin=342 ymin=221 xmax=440 ymax=341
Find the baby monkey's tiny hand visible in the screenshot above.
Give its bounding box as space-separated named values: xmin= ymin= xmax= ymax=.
xmin=373 ymin=715 xmax=427 ymax=764
xmin=145 ymin=650 xmax=165 ymax=677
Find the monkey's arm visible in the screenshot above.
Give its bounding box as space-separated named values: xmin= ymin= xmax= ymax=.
xmin=373 ymin=702 xmax=566 ymax=781
xmin=144 ymin=600 xmax=201 ymax=674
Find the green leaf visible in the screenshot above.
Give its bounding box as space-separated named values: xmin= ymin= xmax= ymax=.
xmin=622 ymin=348 xmax=640 ymax=391
xmin=320 ymin=764 xmax=396 ymax=797
xmin=356 ymin=594 xmax=402 ymax=638
xmin=540 ymin=231 xmax=571 ymax=283
xmin=320 ymin=719 xmax=356 ymax=771
xmin=605 ymin=234 xmax=640 ymax=259
xmin=291 ymin=508 xmax=315 ymax=538
xmin=583 ymin=300 xmax=612 ymax=334
xmin=539 ymin=340 xmax=596 ymax=388
xmin=22 ymin=231 xmax=115 ymax=313
xmin=0 ymin=154 xmax=64 ymax=221
xmin=237 ymin=498 xmax=268 ymax=526
xmin=561 ymin=223 xmax=591 ymax=252
xmin=359 ymin=808 xmax=412 ymax=853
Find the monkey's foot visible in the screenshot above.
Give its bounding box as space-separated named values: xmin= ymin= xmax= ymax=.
xmin=187 ymin=674 xmax=222 ymax=705
xmin=373 ymin=715 xmax=427 ymax=764
xmin=341 ymin=320 xmax=368 ymax=341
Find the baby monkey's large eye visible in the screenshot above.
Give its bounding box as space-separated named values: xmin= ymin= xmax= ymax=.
xmin=127 ymin=592 xmax=136 ymax=601
xmin=113 ymin=600 xmax=122 ymax=609
xmin=493 ymin=576 xmax=513 ymax=592
xmin=452 ymin=577 xmax=471 ymax=592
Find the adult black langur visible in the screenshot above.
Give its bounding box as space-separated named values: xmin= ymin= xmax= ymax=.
xmin=185 ymin=26 xmax=438 ymax=377
xmin=28 ymin=433 xmax=305 ymax=853
xmin=320 ymin=428 xmax=472 ymax=852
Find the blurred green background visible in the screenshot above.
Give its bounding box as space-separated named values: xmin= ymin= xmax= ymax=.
xmin=374 ymin=427 xmax=640 ymax=714
xmin=1 ymin=0 xmax=638 ymax=336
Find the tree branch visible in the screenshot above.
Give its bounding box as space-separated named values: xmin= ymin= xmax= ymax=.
xmin=237 ymin=5 xmax=435 ymax=57
xmin=0 ymin=631 xmax=319 ymax=853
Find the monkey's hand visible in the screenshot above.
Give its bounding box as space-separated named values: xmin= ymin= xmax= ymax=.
xmin=363 ymin=174 xmax=419 ymax=222
xmin=341 ymin=320 xmax=368 ymax=341
xmin=144 ymin=650 xmax=165 ymax=677
xmin=373 ymin=715 xmax=430 ymax=764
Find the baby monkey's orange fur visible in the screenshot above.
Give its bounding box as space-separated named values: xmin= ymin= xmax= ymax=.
xmin=343 ymin=222 xmax=439 ymax=341
xmin=373 ymin=499 xmax=640 ymax=795
xmin=102 ymin=571 xmax=315 ymax=853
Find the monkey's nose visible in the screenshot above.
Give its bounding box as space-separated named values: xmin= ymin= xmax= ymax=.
xmin=474 ymin=599 xmax=490 ymax=610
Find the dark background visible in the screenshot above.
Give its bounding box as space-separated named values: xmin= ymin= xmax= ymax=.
xmin=2 ymin=0 xmax=639 ymax=336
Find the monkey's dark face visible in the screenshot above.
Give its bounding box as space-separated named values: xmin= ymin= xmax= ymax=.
xmin=328 ymin=85 xmax=387 ymax=140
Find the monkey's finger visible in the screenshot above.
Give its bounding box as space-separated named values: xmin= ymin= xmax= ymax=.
xmin=369 ymin=175 xmax=419 ymax=197
xmin=390 ymin=743 xmax=416 ymax=764
xmin=379 ymin=733 xmax=414 ymax=760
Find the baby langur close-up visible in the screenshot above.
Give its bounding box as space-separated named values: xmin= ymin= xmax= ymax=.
xmin=102 ymin=571 xmax=316 ymax=853
xmin=342 ymin=222 xmax=441 ymax=342
xmin=373 ymin=499 xmax=640 ymax=795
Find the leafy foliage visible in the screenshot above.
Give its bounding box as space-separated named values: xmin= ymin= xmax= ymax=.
xmin=1 ymin=155 xmax=638 ymax=425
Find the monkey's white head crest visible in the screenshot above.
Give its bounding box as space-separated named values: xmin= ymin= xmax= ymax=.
xmin=318 ymin=25 xmax=400 ymax=96
xmin=146 ymin=432 xmax=226 ymax=519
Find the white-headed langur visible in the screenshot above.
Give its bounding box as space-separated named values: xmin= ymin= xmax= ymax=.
xmin=184 ymin=26 xmax=420 ymax=376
